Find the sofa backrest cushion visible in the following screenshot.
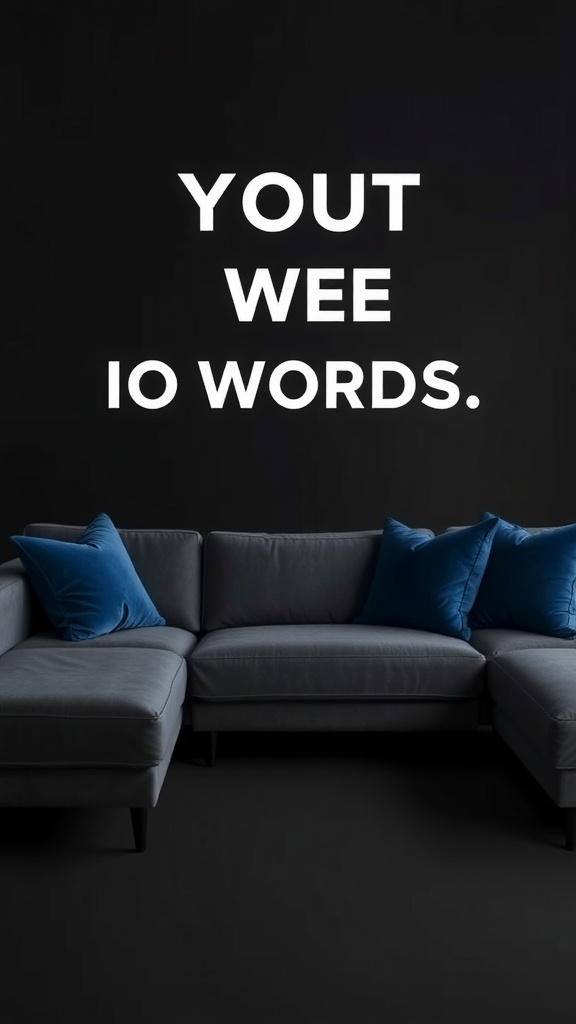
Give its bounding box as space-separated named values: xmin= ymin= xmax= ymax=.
xmin=23 ymin=523 xmax=202 ymax=633
xmin=202 ymin=529 xmax=432 ymax=630
xmin=0 ymin=560 xmax=40 ymax=656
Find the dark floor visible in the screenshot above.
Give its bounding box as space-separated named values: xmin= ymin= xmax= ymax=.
xmin=0 ymin=729 xmax=575 ymax=1024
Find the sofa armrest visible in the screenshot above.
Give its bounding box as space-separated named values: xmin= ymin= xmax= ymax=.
xmin=0 ymin=559 xmax=39 ymax=655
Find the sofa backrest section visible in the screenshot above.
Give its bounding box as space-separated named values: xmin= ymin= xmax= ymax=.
xmin=202 ymin=529 xmax=431 ymax=630
xmin=0 ymin=559 xmax=39 ymax=655
xmin=22 ymin=524 xmax=203 ymax=633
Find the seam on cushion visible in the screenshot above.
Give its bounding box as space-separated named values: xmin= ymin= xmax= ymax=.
xmin=28 ymin=626 xmax=186 ymax=636
xmin=0 ymin=711 xmax=171 ymax=721
xmin=26 ymin=526 xmax=201 ymax=540
xmin=0 ymin=659 xmax=185 ymax=721
xmin=458 ymin=525 xmax=495 ymax=627
xmin=485 ymin=645 xmax=576 ymax=658
xmin=192 ymin=653 xmax=483 ymax=661
xmin=494 ymin=705 xmax=576 ymax=770
xmin=570 ymin=573 xmax=576 ymax=627
xmin=4 ymin=648 xmax=184 ymax=661
xmin=116 ymin=530 xmax=200 ymax=538
xmin=23 ymin=635 xmax=195 ymax=651
xmin=22 ymin=626 xmax=192 ymax=643
xmin=155 ymin=658 xmax=186 ymax=717
xmin=206 ymin=532 xmax=385 ymax=543
xmin=117 ymin=530 xmax=200 ymax=537
xmin=491 ymin=660 xmax=576 ymax=724
xmin=191 ymin=693 xmax=477 ymax=702
xmin=121 ymin=530 xmax=201 ymax=539
xmin=3 ymin=649 xmax=184 ymax=663
xmin=0 ymin=758 xmax=163 ymax=767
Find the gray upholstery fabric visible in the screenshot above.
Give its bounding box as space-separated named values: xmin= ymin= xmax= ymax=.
xmin=492 ymin=705 xmax=576 ymax=807
xmin=470 ymin=628 xmax=576 ymax=659
xmin=0 ymin=560 xmax=37 ymax=656
xmin=192 ymin=698 xmax=481 ymax=732
xmin=0 ymin=713 xmax=182 ymax=808
xmin=488 ymin=650 xmax=576 ymax=769
xmin=0 ymin=647 xmax=186 ymax=767
xmin=189 ymin=624 xmax=485 ymax=701
xmin=202 ymin=529 xmax=433 ymax=631
xmin=22 ymin=523 xmax=202 ymax=632
xmin=15 ymin=626 xmax=197 ymax=659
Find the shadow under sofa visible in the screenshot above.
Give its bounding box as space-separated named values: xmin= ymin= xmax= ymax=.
xmin=2 ymin=523 xmax=576 ymax=851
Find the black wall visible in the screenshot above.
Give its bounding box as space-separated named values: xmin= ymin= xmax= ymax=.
xmin=2 ymin=0 xmax=575 ymax=557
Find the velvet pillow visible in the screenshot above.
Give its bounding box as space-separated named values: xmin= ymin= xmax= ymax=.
xmin=354 ymin=516 xmax=498 ymax=640
xmin=470 ymin=513 xmax=576 ymax=638
xmin=10 ymin=513 xmax=165 ymax=641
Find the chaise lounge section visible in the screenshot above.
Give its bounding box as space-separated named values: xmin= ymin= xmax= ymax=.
xmin=0 ymin=526 xmax=202 ymax=851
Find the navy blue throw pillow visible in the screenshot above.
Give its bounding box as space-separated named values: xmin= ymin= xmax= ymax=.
xmin=10 ymin=513 xmax=165 ymax=641
xmin=470 ymin=513 xmax=576 ymax=638
xmin=354 ymin=517 xmax=498 ymax=640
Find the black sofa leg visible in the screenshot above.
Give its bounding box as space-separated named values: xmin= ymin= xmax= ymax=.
xmin=205 ymin=731 xmax=218 ymax=768
xmin=131 ymin=808 xmax=148 ymax=853
xmin=564 ymin=809 xmax=576 ymax=851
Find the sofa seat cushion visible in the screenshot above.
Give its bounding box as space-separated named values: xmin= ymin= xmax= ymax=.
xmin=189 ymin=625 xmax=485 ymax=702
xmin=488 ymin=650 xmax=576 ymax=768
xmin=0 ymin=648 xmax=187 ymax=767
xmin=14 ymin=626 xmax=197 ymax=659
xmin=470 ymin=628 xmax=576 ymax=659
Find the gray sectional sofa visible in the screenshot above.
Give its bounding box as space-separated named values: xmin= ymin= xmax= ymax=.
xmin=1 ymin=522 xmax=576 ymax=852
